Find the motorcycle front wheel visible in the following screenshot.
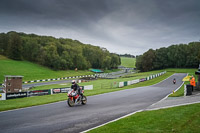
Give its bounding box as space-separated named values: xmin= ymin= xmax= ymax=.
xmin=68 ymin=98 xmax=75 ymax=107
xmin=81 ymin=96 xmax=87 ymax=105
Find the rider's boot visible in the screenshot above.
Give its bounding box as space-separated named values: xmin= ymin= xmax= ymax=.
xmin=77 ymin=96 xmax=82 ymax=104
xmin=80 ymin=94 xmax=83 ymax=100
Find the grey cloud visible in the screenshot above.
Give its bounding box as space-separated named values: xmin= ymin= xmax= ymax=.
xmin=0 ymin=0 xmax=200 ymax=55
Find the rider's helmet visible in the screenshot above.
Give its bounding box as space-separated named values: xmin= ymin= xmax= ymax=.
xmin=72 ymin=80 xmax=76 ymax=85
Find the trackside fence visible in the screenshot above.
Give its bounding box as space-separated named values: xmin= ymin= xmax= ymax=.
xmin=0 ymin=73 xmax=105 ymax=85
xmin=1 ymin=85 xmax=93 ymax=100
xmin=102 ymin=71 xmax=166 ymax=88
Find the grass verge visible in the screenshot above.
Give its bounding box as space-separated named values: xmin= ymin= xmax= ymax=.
xmin=88 ymin=103 xmax=200 ymax=133
xmin=0 ymin=55 xmax=93 ymax=82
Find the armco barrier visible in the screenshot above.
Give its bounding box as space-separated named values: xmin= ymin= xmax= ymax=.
xmin=118 ymin=71 xmax=166 ymax=88
xmin=22 ymin=74 xmax=96 ymax=84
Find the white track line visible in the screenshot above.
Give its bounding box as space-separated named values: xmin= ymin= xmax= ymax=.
xmin=146 ymin=101 xmax=200 ymax=111
xmin=81 ymin=110 xmax=144 ymax=133
xmin=81 ymin=100 xmax=200 ymax=133
xmin=0 ymin=100 xmax=66 ymax=114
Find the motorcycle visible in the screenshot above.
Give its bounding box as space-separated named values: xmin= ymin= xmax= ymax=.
xmin=67 ymin=87 xmax=87 ymax=107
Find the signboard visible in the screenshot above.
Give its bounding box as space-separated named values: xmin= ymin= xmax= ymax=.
xmin=52 ymin=88 xmax=71 ymax=94
xmin=52 ymin=88 xmax=61 ymax=94
xmin=6 ymin=92 xmax=27 ymax=99
xmin=119 ymin=82 xmax=124 ymax=87
xmin=132 ymin=79 xmax=140 ymax=84
xmin=84 ymin=85 xmax=93 ymax=90
xmin=60 ymin=88 xmax=70 ymax=93
xmin=0 ymin=93 xmax=6 ymax=100
xmin=139 ymin=78 xmax=147 ymax=82
xmin=28 ymin=90 xmax=50 ymax=97
xmin=127 ymin=81 xmax=132 ymax=85
xmin=124 ymin=81 xmax=128 ymax=86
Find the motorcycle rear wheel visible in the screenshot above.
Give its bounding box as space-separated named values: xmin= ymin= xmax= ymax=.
xmin=68 ymin=98 xmax=74 ymax=107
xmin=81 ymin=96 xmax=87 ymax=105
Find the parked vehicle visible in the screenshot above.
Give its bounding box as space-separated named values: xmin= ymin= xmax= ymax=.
xmin=67 ymin=88 xmax=87 ymax=107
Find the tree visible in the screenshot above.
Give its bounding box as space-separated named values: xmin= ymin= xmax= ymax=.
xmin=0 ymin=33 xmax=9 ymax=55
xmin=22 ymin=38 xmax=41 ymax=62
xmin=102 ymin=56 xmax=111 ymax=70
xmin=153 ymin=47 xmax=168 ymax=69
xmin=141 ymin=49 xmax=155 ymax=72
xmin=42 ymin=43 xmax=60 ymax=70
xmin=61 ymin=51 xmax=73 ymax=69
xmin=110 ymin=54 xmax=120 ymax=68
xmin=7 ymin=32 xmax=22 ymax=60
xmin=136 ymin=55 xmax=143 ymax=71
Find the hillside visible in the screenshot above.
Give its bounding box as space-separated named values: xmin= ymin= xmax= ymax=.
xmin=120 ymin=57 xmax=136 ymax=68
xmin=0 ymin=55 xmax=93 ymax=82
xmin=0 ymin=31 xmax=120 ymax=70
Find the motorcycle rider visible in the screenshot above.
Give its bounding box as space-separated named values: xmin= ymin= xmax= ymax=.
xmin=71 ymin=80 xmax=83 ymax=99
xmin=173 ymin=78 xmax=176 ymax=84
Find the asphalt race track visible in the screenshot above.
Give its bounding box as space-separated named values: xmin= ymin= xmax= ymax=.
xmin=0 ymin=73 xmax=186 ymax=133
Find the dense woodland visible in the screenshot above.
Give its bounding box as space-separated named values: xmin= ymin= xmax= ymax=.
xmin=136 ymin=42 xmax=200 ymax=72
xmin=0 ymin=31 xmax=121 ymax=70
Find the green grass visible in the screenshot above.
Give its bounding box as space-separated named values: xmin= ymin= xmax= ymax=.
xmin=120 ymin=57 xmax=136 ymax=68
xmin=166 ymin=68 xmax=197 ymax=74
xmin=89 ymin=103 xmax=200 ymax=133
xmin=0 ymin=71 xmax=173 ymax=111
xmin=31 ymin=69 xmax=168 ymax=91
xmin=0 ymin=55 xmax=93 ymax=82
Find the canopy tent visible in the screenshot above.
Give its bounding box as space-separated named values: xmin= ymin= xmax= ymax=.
xmin=89 ymin=69 xmax=104 ymax=73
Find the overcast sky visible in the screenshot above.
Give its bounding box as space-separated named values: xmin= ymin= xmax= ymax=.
xmin=0 ymin=0 xmax=200 ymax=55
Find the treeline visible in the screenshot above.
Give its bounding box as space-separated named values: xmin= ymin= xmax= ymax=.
xmin=136 ymin=42 xmax=200 ymax=72
xmin=0 ymin=31 xmax=121 ymax=70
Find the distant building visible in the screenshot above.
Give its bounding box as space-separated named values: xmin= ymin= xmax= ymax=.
xmin=3 ymin=75 xmax=23 ymax=93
